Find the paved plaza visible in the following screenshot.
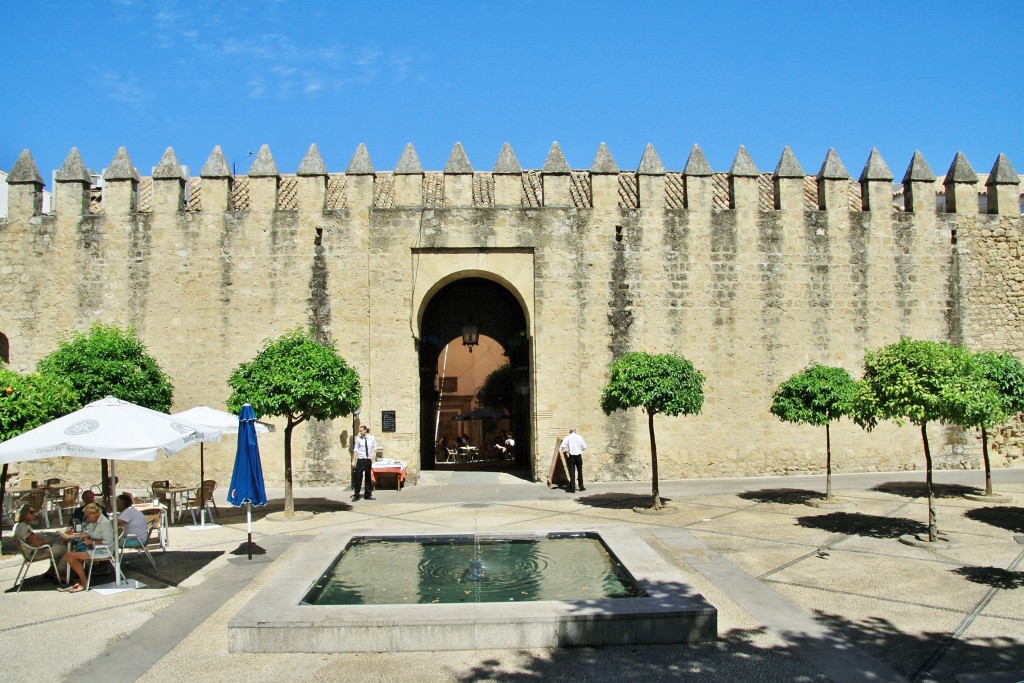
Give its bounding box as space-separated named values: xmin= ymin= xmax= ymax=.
xmin=2 ymin=468 xmax=1023 ymax=683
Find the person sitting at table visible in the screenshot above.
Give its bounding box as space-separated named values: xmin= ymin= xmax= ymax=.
xmin=70 ymin=489 xmax=106 ymax=527
xmin=13 ymin=503 xmax=68 ymax=583
xmin=116 ymin=493 xmax=148 ymax=547
xmin=63 ymin=502 xmax=115 ymax=593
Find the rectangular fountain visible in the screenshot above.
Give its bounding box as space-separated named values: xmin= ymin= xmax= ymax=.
xmin=229 ymin=524 xmax=717 ymax=652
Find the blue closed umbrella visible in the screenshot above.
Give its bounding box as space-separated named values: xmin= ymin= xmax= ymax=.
xmin=227 ymin=404 xmax=267 ymax=559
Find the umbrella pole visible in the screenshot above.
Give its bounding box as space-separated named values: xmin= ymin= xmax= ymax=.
xmin=111 ymin=460 xmax=122 ymax=586
xmin=247 ymin=503 xmax=252 ymax=560
xmin=200 ymin=442 xmax=206 ymax=527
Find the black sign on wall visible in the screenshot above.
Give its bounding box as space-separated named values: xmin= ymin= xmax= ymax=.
xmin=381 ymin=410 xmax=396 ymax=433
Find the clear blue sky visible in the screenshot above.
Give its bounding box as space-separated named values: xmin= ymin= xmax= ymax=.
xmin=3 ymin=1 xmax=1022 ymax=183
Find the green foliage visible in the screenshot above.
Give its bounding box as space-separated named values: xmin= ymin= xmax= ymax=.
xmin=962 ymin=351 xmax=1024 ymax=429
xmin=599 ymin=352 xmax=705 ymax=417
xmin=0 ymin=365 xmax=79 ymax=442
xmin=476 ymin=363 xmax=512 ymax=411
xmin=855 ymin=337 xmax=975 ymax=430
xmin=770 ymin=364 xmax=856 ymax=426
xmin=226 ymin=328 xmax=361 ymax=424
xmin=36 ymin=323 xmax=173 ymax=411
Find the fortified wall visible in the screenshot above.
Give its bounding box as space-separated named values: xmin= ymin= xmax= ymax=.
xmin=1 ymin=140 xmax=1023 ymax=488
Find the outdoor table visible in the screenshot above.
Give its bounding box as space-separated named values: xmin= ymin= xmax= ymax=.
xmin=370 ymin=459 xmax=408 ymax=491
xmin=154 ymin=486 xmax=192 ymax=524
xmin=135 ymin=502 xmax=169 ymax=551
xmin=458 ymin=446 xmax=478 ymax=463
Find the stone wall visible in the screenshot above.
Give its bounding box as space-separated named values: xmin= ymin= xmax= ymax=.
xmin=1 ymin=142 xmax=1021 ymax=488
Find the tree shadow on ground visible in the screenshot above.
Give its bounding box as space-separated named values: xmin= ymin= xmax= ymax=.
xmin=951 ymin=565 xmax=1024 ymax=590
xmin=796 ymin=511 xmax=927 ymax=539
xmin=738 ymin=488 xmax=823 ymax=505
xmin=5 ymin=549 xmax=223 ymax=592
xmin=206 ymin=496 xmax=352 ymax=524
xmin=872 ymin=481 xmax=981 ymax=499
xmin=575 ymin=493 xmax=665 ymax=510
xmin=963 ymin=506 xmax=1024 ymax=534
xmin=451 ymin=583 xmax=1024 ymax=682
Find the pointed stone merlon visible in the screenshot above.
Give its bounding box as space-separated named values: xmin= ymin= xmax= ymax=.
xmin=296 ymin=143 xmax=327 ymax=212
xmin=345 ymin=144 xmax=375 ymax=210
xmin=542 ymin=142 xmax=571 ymax=206
xmin=944 ymin=152 xmax=978 ymax=214
xmin=901 ymin=151 xmax=936 ymax=214
xmin=859 ymin=148 xmax=893 ymax=212
xmin=816 ymin=148 xmax=850 ymax=211
xmin=6 ymin=149 xmax=45 ymax=218
xmin=492 ymin=142 xmax=522 ymax=207
xmin=637 ymin=143 xmax=666 ymax=209
xmin=444 ymin=142 xmax=473 ymax=207
xmin=248 ymin=144 xmax=280 ymax=212
xmin=683 ymin=144 xmax=713 ymax=210
xmin=200 ymin=145 xmax=233 ymax=212
xmin=773 ymin=147 xmax=804 ymax=210
xmin=55 ymin=147 xmax=92 ymax=217
xmin=102 ymin=147 xmax=140 ymax=214
xmin=394 ymin=143 xmax=423 ymax=206
xmin=152 ymin=147 xmax=187 ymax=214
xmin=728 ymin=146 xmax=759 ymax=210
xmin=590 ymin=143 xmax=620 ymax=210
xmin=985 ymin=154 xmax=1020 ymax=215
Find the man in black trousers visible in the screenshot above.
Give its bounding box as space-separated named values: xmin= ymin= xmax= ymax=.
xmin=351 ymin=425 xmax=378 ymax=500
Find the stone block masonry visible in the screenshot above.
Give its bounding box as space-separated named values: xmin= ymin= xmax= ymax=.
xmin=2 ymin=142 xmax=1022 ymax=487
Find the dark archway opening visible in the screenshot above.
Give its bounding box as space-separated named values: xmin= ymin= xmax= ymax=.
xmin=0 ymin=333 xmax=8 ymax=365
xmin=418 ymin=278 xmax=531 ymax=474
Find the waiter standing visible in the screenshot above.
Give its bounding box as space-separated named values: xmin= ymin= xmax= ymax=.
xmin=559 ymin=427 xmax=588 ymax=493
xmin=351 ymin=425 xmax=378 ymax=501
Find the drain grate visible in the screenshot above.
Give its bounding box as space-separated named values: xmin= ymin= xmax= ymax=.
xmin=460 ymin=503 xmax=494 ymax=509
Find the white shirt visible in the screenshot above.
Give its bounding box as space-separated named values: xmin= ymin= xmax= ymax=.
xmin=119 ymin=505 xmax=148 ymax=542
xmin=560 ymin=432 xmax=587 ymax=456
xmin=353 ymin=433 xmax=379 ymax=459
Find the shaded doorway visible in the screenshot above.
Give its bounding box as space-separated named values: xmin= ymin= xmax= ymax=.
xmin=419 ymin=278 xmax=531 ymax=473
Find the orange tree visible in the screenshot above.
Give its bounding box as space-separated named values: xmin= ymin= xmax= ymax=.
xmin=600 ymin=352 xmax=704 ymax=510
xmin=770 ymin=364 xmax=857 ymax=500
xmin=227 ymin=328 xmax=360 ymax=516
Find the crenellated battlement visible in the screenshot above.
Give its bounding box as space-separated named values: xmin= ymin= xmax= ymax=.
xmin=4 ymin=142 xmax=1022 ymax=219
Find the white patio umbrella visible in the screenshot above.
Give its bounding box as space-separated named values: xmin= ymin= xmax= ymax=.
xmin=0 ymin=396 xmax=222 ymax=591
xmin=171 ymin=405 xmax=272 ymax=528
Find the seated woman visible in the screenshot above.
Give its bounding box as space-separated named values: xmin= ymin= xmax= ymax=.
xmin=13 ymin=503 xmax=68 ymax=583
xmin=116 ymin=493 xmax=148 ymax=548
xmin=63 ymin=502 xmax=115 ymax=593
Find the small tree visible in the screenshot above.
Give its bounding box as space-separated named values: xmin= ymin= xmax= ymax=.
xmin=770 ymin=364 xmax=857 ymax=500
xmin=600 ymin=352 xmax=705 ymax=510
xmin=36 ymin=323 xmax=173 ymax=508
xmin=227 ymin=328 xmax=361 ymax=516
xmin=476 ymin=363 xmax=512 ymax=413
xmin=959 ymin=352 xmax=1024 ymax=497
xmin=856 ymin=338 xmax=975 ymax=542
xmin=0 ymin=365 xmax=79 ymax=544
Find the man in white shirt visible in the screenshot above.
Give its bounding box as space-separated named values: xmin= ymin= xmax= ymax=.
xmin=351 ymin=425 xmax=378 ymax=501
xmin=559 ymin=427 xmax=588 ymax=493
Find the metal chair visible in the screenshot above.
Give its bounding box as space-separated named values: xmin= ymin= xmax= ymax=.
xmin=13 ymin=538 xmax=58 ymax=592
xmin=120 ymin=516 xmax=158 ymax=571
xmin=67 ymin=526 xmax=124 ymax=591
xmin=183 ymin=480 xmax=217 ymax=524
xmin=53 ymin=485 xmax=80 ymax=527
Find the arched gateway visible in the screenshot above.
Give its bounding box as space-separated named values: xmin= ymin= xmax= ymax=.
xmin=417 ymin=277 xmax=531 ymax=472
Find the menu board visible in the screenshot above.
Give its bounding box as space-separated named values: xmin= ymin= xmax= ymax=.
xmin=381 ymin=410 xmax=396 ymax=433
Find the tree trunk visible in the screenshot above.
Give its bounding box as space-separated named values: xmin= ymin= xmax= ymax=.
xmin=649 ymin=410 xmax=661 ymax=510
xmin=0 ymin=463 xmax=7 ymax=545
xmin=101 ymin=458 xmax=112 ymax=512
xmin=921 ymin=423 xmax=938 ymax=542
xmin=825 ymin=423 xmax=833 ymax=500
xmin=981 ymin=426 xmax=993 ymax=497
xmin=284 ymin=420 xmax=295 ymax=515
